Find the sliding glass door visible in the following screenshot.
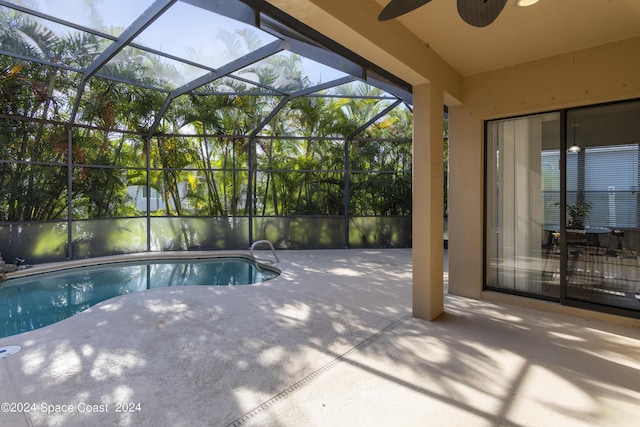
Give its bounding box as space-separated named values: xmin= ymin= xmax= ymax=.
xmin=486 ymin=112 xmax=561 ymax=299
xmin=565 ymin=102 xmax=640 ymax=310
xmin=486 ymin=100 xmax=640 ymax=315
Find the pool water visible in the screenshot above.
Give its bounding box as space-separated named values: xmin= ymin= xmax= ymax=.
xmin=0 ymin=258 xmax=279 ymax=338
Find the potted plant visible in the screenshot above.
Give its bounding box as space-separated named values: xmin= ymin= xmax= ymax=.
xmin=550 ymin=200 xmax=592 ymax=229
xmin=566 ymin=201 xmax=591 ymax=229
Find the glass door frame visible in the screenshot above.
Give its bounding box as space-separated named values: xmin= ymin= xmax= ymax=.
xmin=559 ymin=110 xmax=568 ymax=303
xmin=484 ymin=100 xmax=640 ymax=319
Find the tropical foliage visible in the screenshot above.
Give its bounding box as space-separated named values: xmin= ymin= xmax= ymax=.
xmin=0 ymin=4 xmax=417 ymax=258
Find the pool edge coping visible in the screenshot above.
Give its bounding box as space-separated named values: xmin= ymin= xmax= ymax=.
xmin=2 ymin=251 xmax=281 ymax=281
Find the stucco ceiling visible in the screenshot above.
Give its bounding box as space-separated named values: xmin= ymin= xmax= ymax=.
xmin=372 ymin=0 xmax=640 ymax=76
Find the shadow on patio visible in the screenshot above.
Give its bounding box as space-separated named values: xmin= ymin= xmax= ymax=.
xmin=0 ymin=249 xmax=638 ymax=426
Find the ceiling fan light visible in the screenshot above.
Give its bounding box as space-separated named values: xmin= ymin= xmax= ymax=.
xmin=517 ymin=0 xmax=540 ymax=6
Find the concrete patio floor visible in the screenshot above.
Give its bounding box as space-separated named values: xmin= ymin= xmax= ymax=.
xmin=1 ymin=249 xmax=639 ymax=426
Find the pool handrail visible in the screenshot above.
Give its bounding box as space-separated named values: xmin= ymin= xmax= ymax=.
xmin=249 ymin=240 xmax=280 ymax=264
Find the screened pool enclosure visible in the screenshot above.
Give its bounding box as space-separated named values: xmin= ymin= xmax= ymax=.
xmin=0 ymin=0 xmax=414 ymax=264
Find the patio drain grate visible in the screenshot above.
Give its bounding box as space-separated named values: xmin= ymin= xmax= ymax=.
xmin=227 ymin=315 xmax=409 ymax=427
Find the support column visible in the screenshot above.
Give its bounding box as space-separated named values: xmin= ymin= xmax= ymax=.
xmin=412 ymin=83 xmax=444 ymax=320
xmin=448 ymin=107 xmax=484 ymax=298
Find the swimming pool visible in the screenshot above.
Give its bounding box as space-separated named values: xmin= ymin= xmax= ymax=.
xmin=0 ymin=257 xmax=279 ymax=338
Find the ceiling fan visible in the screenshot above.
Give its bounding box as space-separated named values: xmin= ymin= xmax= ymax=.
xmin=378 ymin=0 xmax=509 ymax=27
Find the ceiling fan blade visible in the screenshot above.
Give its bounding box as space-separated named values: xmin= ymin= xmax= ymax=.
xmin=457 ymin=0 xmax=507 ymax=27
xmin=378 ymin=0 xmax=433 ymax=21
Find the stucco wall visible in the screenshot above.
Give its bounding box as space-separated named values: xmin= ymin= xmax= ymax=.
xmin=448 ymin=36 xmax=640 ymax=299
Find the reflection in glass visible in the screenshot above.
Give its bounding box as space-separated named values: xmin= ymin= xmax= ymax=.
xmin=565 ymin=102 xmax=640 ymax=310
xmin=486 ymin=112 xmax=561 ymax=299
xmin=487 ymin=103 xmax=640 ymax=313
